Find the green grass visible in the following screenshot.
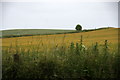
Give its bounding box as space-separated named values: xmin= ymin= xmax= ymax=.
xmin=1 ymin=29 xmax=75 ymax=38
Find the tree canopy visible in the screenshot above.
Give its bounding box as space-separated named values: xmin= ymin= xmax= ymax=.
xmin=75 ymin=24 xmax=82 ymax=31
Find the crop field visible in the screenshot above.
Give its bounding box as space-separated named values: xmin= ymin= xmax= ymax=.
xmin=1 ymin=29 xmax=75 ymax=38
xmin=2 ymin=28 xmax=119 ymax=50
xmin=1 ymin=28 xmax=120 ymax=79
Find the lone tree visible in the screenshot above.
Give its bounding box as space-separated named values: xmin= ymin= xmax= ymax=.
xmin=75 ymin=24 xmax=82 ymax=31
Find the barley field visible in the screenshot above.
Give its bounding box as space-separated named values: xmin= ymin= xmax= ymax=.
xmin=1 ymin=28 xmax=120 ymax=79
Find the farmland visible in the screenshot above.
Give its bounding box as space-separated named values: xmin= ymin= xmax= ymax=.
xmin=1 ymin=28 xmax=120 ymax=79
xmin=2 ymin=28 xmax=119 ymax=49
xmin=1 ymin=29 xmax=75 ymax=38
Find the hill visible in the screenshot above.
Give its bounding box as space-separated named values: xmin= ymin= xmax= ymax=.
xmin=0 ymin=27 xmax=115 ymax=38
xmin=0 ymin=29 xmax=75 ymax=38
xmin=2 ymin=28 xmax=119 ymax=48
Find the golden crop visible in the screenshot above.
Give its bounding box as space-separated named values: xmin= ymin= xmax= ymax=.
xmin=1 ymin=28 xmax=119 ymax=51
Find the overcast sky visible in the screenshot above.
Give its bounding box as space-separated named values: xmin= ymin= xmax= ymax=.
xmin=0 ymin=2 xmax=118 ymax=30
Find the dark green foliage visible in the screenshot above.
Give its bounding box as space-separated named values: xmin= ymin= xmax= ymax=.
xmin=114 ymin=50 xmax=120 ymax=78
xmin=93 ymin=42 xmax=99 ymax=56
xmin=80 ymin=35 xmax=83 ymax=45
xmin=75 ymin=24 xmax=82 ymax=31
xmin=103 ymin=40 xmax=109 ymax=60
xmin=75 ymin=43 xmax=79 ymax=55
xmin=13 ymin=53 xmax=20 ymax=63
xmin=70 ymin=42 xmax=75 ymax=54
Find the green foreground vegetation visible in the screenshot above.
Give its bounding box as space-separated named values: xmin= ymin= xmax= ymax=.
xmin=2 ymin=36 xmax=120 ymax=79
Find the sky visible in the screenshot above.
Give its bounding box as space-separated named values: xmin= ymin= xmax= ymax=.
xmin=0 ymin=1 xmax=118 ymax=30
xmin=118 ymin=1 xmax=120 ymax=28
